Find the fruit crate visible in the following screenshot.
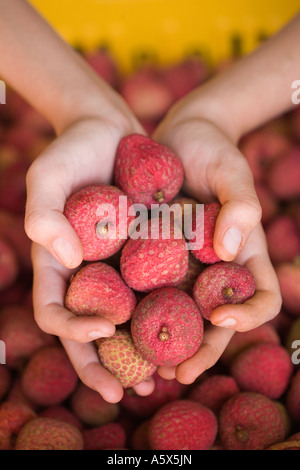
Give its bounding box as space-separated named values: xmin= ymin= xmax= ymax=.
xmin=29 ymin=0 xmax=300 ymax=73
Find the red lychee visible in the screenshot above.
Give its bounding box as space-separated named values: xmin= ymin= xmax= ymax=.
xmin=219 ymin=391 xmax=289 ymax=450
xmin=148 ymin=399 xmax=218 ymax=450
xmin=65 ymin=261 xmax=136 ymax=325
xmin=114 ymin=133 xmax=184 ymax=208
xmin=83 ymin=422 xmax=126 ymax=450
xmin=0 ymin=401 xmax=36 ymax=450
xmin=64 ymin=184 xmax=134 ymax=261
xmin=230 ymin=342 xmax=293 ymax=399
xmin=190 ymin=201 xmax=221 ymax=264
xmin=131 ymin=287 xmax=204 ymax=367
xmin=120 ymin=217 xmax=189 ymax=292
xmin=21 ymin=345 xmax=78 ymax=407
xmin=193 ymin=261 xmax=256 ymax=321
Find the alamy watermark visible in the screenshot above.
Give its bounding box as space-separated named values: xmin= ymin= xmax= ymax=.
xmin=0 ymin=80 xmax=6 ymax=104
xmin=95 ymin=198 xmax=204 ymax=250
xmin=291 ymin=80 xmax=300 ymax=105
xmin=291 ymin=339 xmax=300 ymax=365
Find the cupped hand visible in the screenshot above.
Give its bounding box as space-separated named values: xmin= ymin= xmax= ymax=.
xmin=152 ymin=116 xmax=282 ymax=384
xmin=25 ymin=115 xmax=155 ymax=403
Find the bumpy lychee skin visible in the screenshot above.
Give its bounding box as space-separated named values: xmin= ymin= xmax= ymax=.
xmin=221 ymin=323 xmax=280 ymax=366
xmin=0 ymin=305 xmax=56 ymax=369
xmin=70 ymin=382 xmax=119 ymax=427
xmin=120 ymin=218 xmax=189 ymax=292
xmin=96 ymin=329 xmax=157 ymax=388
xmin=219 ymin=392 xmax=289 ymax=450
xmin=193 ymin=261 xmax=256 ymax=320
xmin=121 ymin=371 xmax=184 ymax=418
xmin=14 ymin=417 xmax=83 ymax=450
xmin=114 ymin=134 xmax=184 ymax=208
xmin=188 ymin=374 xmax=240 ymax=415
xmin=65 ymin=262 xmax=136 ymax=325
xmin=83 ymin=423 xmax=126 ymax=450
xmin=21 ymin=345 xmax=78 ymax=407
xmin=190 ymin=201 xmax=221 ymax=264
xmin=64 ymin=184 xmax=134 ymax=261
xmin=230 ymin=342 xmax=293 ymax=400
xmin=38 ymin=405 xmax=83 ymax=431
xmin=148 ymin=399 xmax=218 ymax=450
xmin=131 ymin=287 xmax=204 ymax=367
xmin=0 ymin=401 xmax=36 ymax=450
xmin=286 ymin=369 xmax=300 ymax=422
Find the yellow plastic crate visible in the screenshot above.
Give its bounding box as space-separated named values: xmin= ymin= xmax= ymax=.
xmin=30 ymin=0 xmax=300 ymax=73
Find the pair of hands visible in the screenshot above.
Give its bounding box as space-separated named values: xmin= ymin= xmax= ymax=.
xmin=24 ymin=89 xmax=282 ymax=404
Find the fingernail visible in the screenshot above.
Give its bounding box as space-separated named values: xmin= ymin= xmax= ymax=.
xmin=88 ymin=327 xmax=115 ymax=339
xmin=222 ymin=227 xmax=242 ymax=257
xmin=52 ymin=238 xmax=75 ymax=267
xmin=214 ymin=317 xmax=236 ymax=328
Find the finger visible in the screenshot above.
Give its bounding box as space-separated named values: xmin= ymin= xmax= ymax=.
xmin=32 ymin=243 xmax=116 ymax=342
xmin=157 ymin=366 xmax=177 ymax=381
xmin=210 ymin=225 xmax=282 ymax=331
xmin=133 ymin=376 xmax=156 ymax=396
xmin=175 ymin=325 xmax=235 ymax=385
xmin=25 ymin=156 xmax=83 ymax=269
xmin=61 ymin=338 xmax=124 ymax=403
xmin=209 ymin=151 xmax=262 ymax=261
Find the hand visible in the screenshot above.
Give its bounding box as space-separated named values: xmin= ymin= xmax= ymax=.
xmin=25 ymin=115 xmax=155 ymax=403
xmin=152 ymin=116 xmax=282 ymax=384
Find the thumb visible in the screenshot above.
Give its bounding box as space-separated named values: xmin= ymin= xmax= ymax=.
xmin=210 ymin=154 xmax=262 ymax=261
xmin=25 ymin=166 xmax=83 ymax=269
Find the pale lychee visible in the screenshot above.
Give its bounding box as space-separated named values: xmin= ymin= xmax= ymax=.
xmin=96 ymin=329 xmax=157 ymax=388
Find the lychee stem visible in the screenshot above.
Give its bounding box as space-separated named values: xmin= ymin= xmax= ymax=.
xmin=222 ymin=287 xmax=235 ymax=299
xmin=158 ymin=325 xmax=169 ymax=341
xmin=96 ymin=222 xmax=109 ymax=237
xmin=153 ymin=190 xmax=165 ymax=203
xmin=235 ymin=425 xmax=249 ymax=443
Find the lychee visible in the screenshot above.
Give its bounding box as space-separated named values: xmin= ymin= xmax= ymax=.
xmin=131 ymin=419 xmax=151 ymax=450
xmin=175 ymin=253 xmax=205 ymax=296
xmin=70 ymin=382 xmax=119 ymax=426
xmin=120 ymin=67 xmax=175 ymax=121
xmin=161 ymin=56 xmax=208 ymax=99
xmin=0 ymin=401 xmax=36 ymax=450
xmin=38 ymin=405 xmax=83 ymax=431
xmin=219 ymin=391 xmax=289 ymax=450
xmin=120 ymin=371 xmax=184 ymax=417
xmin=266 ymin=440 xmax=300 ymax=450
xmin=65 ymin=261 xmax=136 ymax=325
xmin=0 ymin=305 xmax=56 ymax=369
xmin=14 ymin=417 xmax=83 ymax=450
xmin=64 ymin=184 xmax=134 ymax=261
xmin=96 ymin=329 xmax=157 ymax=388
xmin=276 ymin=261 xmax=300 ymax=316
xmin=285 ymin=369 xmax=300 ymax=422
xmin=120 ymin=217 xmax=189 ymax=292
xmin=190 ymin=201 xmax=222 ymax=264
xmin=131 ymin=287 xmax=204 ymax=367
xmin=267 ymin=146 xmax=300 ymax=200
xmin=265 ymin=215 xmax=300 ymax=264
xmin=0 ymin=237 xmax=19 ymax=292
xmin=285 ymin=316 xmax=300 ymax=357
xmin=84 ymin=47 xmax=119 ymax=87
xmin=0 ymin=366 xmax=11 ymax=401
xmin=220 ymin=322 xmax=281 ymax=366
xmin=21 ymin=345 xmax=78 ymax=407
xmin=83 ymin=422 xmax=126 ymax=450
xmin=114 ymin=133 xmax=184 ymax=208
xmin=230 ymin=342 xmax=293 ymax=399
xmin=193 ymin=261 xmax=256 ymax=321
xmin=188 ymin=374 xmax=240 ymax=415
xmin=148 ymin=399 xmax=218 ymax=450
